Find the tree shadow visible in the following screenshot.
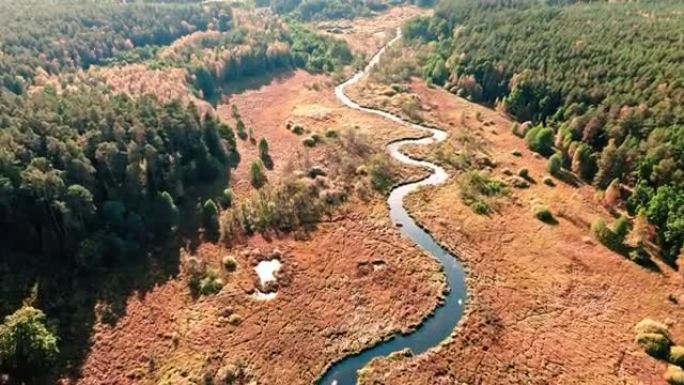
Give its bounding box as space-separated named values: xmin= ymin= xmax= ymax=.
xmin=0 ymin=238 xmax=183 ymax=384
xmin=218 ymin=69 xmax=296 ymax=102
xmin=556 ymin=170 xmax=581 ymax=187
xmin=261 ymin=155 xmax=274 ymax=170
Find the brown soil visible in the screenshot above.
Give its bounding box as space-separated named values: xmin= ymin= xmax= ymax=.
xmin=217 ymin=69 xmax=423 ymax=198
xmin=72 ymin=10 xmax=442 ymax=385
xmin=350 ymin=80 xmax=684 ymax=384
xmin=74 ymin=197 xmax=443 ymax=385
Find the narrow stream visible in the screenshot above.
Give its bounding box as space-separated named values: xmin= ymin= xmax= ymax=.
xmin=317 ymin=29 xmax=467 ymax=385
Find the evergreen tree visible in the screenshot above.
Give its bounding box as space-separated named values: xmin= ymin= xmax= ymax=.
xmin=250 ymin=159 xmax=267 ymax=188
xmin=571 ymin=143 xmax=596 ymax=182
xmin=0 ymin=306 xmax=59 ymax=379
xmin=594 ymin=139 xmax=624 ymax=189
xmin=258 ymin=138 xmax=270 ymax=161
xmin=202 ymin=199 xmax=220 ymax=242
xmin=548 ymin=153 xmax=562 ymax=176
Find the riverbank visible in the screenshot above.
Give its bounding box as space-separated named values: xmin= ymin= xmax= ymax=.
xmin=318 ymin=28 xmax=467 ymax=385
xmin=69 ymin=9 xmax=447 ymax=385
xmin=350 ymin=79 xmax=684 ymax=384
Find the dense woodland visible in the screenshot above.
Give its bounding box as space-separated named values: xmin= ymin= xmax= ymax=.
xmin=174 ymin=16 xmax=354 ymax=101
xmin=0 ymin=0 xmax=233 ymax=94
xmin=0 ymin=0 xmax=360 ymax=380
xmin=262 ymin=0 xmax=436 ymax=21
xmin=407 ymin=0 xmax=684 ymax=260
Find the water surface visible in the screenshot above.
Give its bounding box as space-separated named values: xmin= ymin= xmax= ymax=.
xmin=317 ymin=29 xmax=468 ymax=385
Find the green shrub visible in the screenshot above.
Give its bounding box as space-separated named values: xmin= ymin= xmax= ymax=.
xmin=548 ymin=153 xmax=562 ymax=176
xmin=222 ymin=256 xmax=237 ymax=272
xmin=534 ymin=206 xmax=554 ymax=223
xmin=613 ymin=215 xmax=630 ymax=242
xmin=543 ymin=176 xmax=555 ymax=186
xmin=665 ymin=365 xmax=684 ymax=385
xmin=219 ymin=188 xmax=233 ymax=208
xmin=369 ymin=154 xmax=396 ymax=194
xmin=459 ymin=171 xmax=507 ymax=213
xmin=518 ymin=168 xmax=530 ymax=179
xmin=511 ymin=123 xmax=520 ymax=137
xmin=591 ymin=218 xmax=618 ymax=248
xmin=670 ymin=346 xmax=684 ymax=367
xmin=292 ymin=124 xmax=305 ymax=135
xmin=524 ymin=125 xmax=555 ymax=156
xmin=302 ymin=136 xmax=317 ymax=147
xmin=250 ymin=159 xmax=267 ymax=188
xmin=258 ymin=138 xmax=269 ymax=160
xmin=511 ymin=149 xmax=522 ymax=157
xmin=202 ymin=199 xmax=220 ymax=241
xmin=199 ymin=269 xmax=224 ymax=296
xmin=471 ymin=200 xmax=490 ymax=215
xmin=325 ymin=129 xmax=338 ymax=138
xmin=236 ymin=119 xmax=247 ymax=140
xmin=636 ymin=332 xmax=671 ymax=358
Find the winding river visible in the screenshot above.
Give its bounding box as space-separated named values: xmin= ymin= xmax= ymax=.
xmin=317 ymin=29 xmax=467 ymax=385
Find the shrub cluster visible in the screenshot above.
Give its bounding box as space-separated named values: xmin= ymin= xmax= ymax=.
xmin=634 ymin=318 xmax=684 ymax=383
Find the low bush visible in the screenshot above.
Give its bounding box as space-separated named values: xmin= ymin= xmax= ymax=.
xmin=292 ymin=124 xmax=305 ymax=135
xmin=459 ymin=171 xmax=507 ymax=214
xmin=534 ymin=205 xmax=555 ymax=224
xmin=506 ymin=176 xmax=530 ymax=189
xmin=325 ymin=129 xmax=338 ymax=138
xmin=548 ymin=153 xmax=562 ymax=176
xmin=613 ymin=215 xmax=630 ymax=242
xmin=518 ymin=168 xmax=530 ymax=179
xmin=524 ymin=125 xmax=555 ymax=156
xmin=227 ymin=314 xmax=242 ymax=326
xmin=368 ymin=154 xmax=397 ymax=194
xmin=199 ymin=273 xmax=223 ymax=296
xmin=219 ymin=188 xmax=233 ymax=208
xmin=591 ymin=218 xmax=619 ymax=249
xmin=250 ymin=159 xmax=267 ymax=188
xmin=592 ymin=216 xmax=634 ymax=254
xmin=222 ymin=256 xmax=237 ymax=272
xmin=511 ymin=149 xmax=522 ymax=157
xmin=543 ymin=176 xmax=555 ymax=186
xmin=634 ymin=319 xmax=671 ymax=339
xmin=302 ymin=136 xmax=318 ymax=147
xmin=670 ymin=346 xmax=684 ymax=367
xmin=471 ymin=200 xmax=490 ymax=215
xmin=188 ymin=259 xmax=224 ymax=297
xmin=665 ymin=365 xmax=684 ymax=385
xmin=636 ymin=332 xmax=671 ymax=358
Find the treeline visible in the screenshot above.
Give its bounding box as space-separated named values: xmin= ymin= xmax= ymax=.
xmin=261 ymin=0 xmax=436 ymax=21
xmin=0 ymin=0 xmax=232 ymax=94
xmin=406 ymin=0 xmax=684 ymax=259
xmin=177 ymin=20 xmax=353 ymax=100
xmin=0 ymin=85 xmax=237 ymax=270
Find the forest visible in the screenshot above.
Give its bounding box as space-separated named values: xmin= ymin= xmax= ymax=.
xmin=0 ymin=0 xmax=361 ymax=380
xmin=262 ymin=0 xmax=435 ymax=21
xmin=407 ymin=0 xmax=684 ymax=260
xmin=0 ymin=0 xmax=234 ymax=94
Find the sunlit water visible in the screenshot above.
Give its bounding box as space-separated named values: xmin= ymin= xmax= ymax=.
xmin=317 ymin=29 xmax=467 ymax=385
